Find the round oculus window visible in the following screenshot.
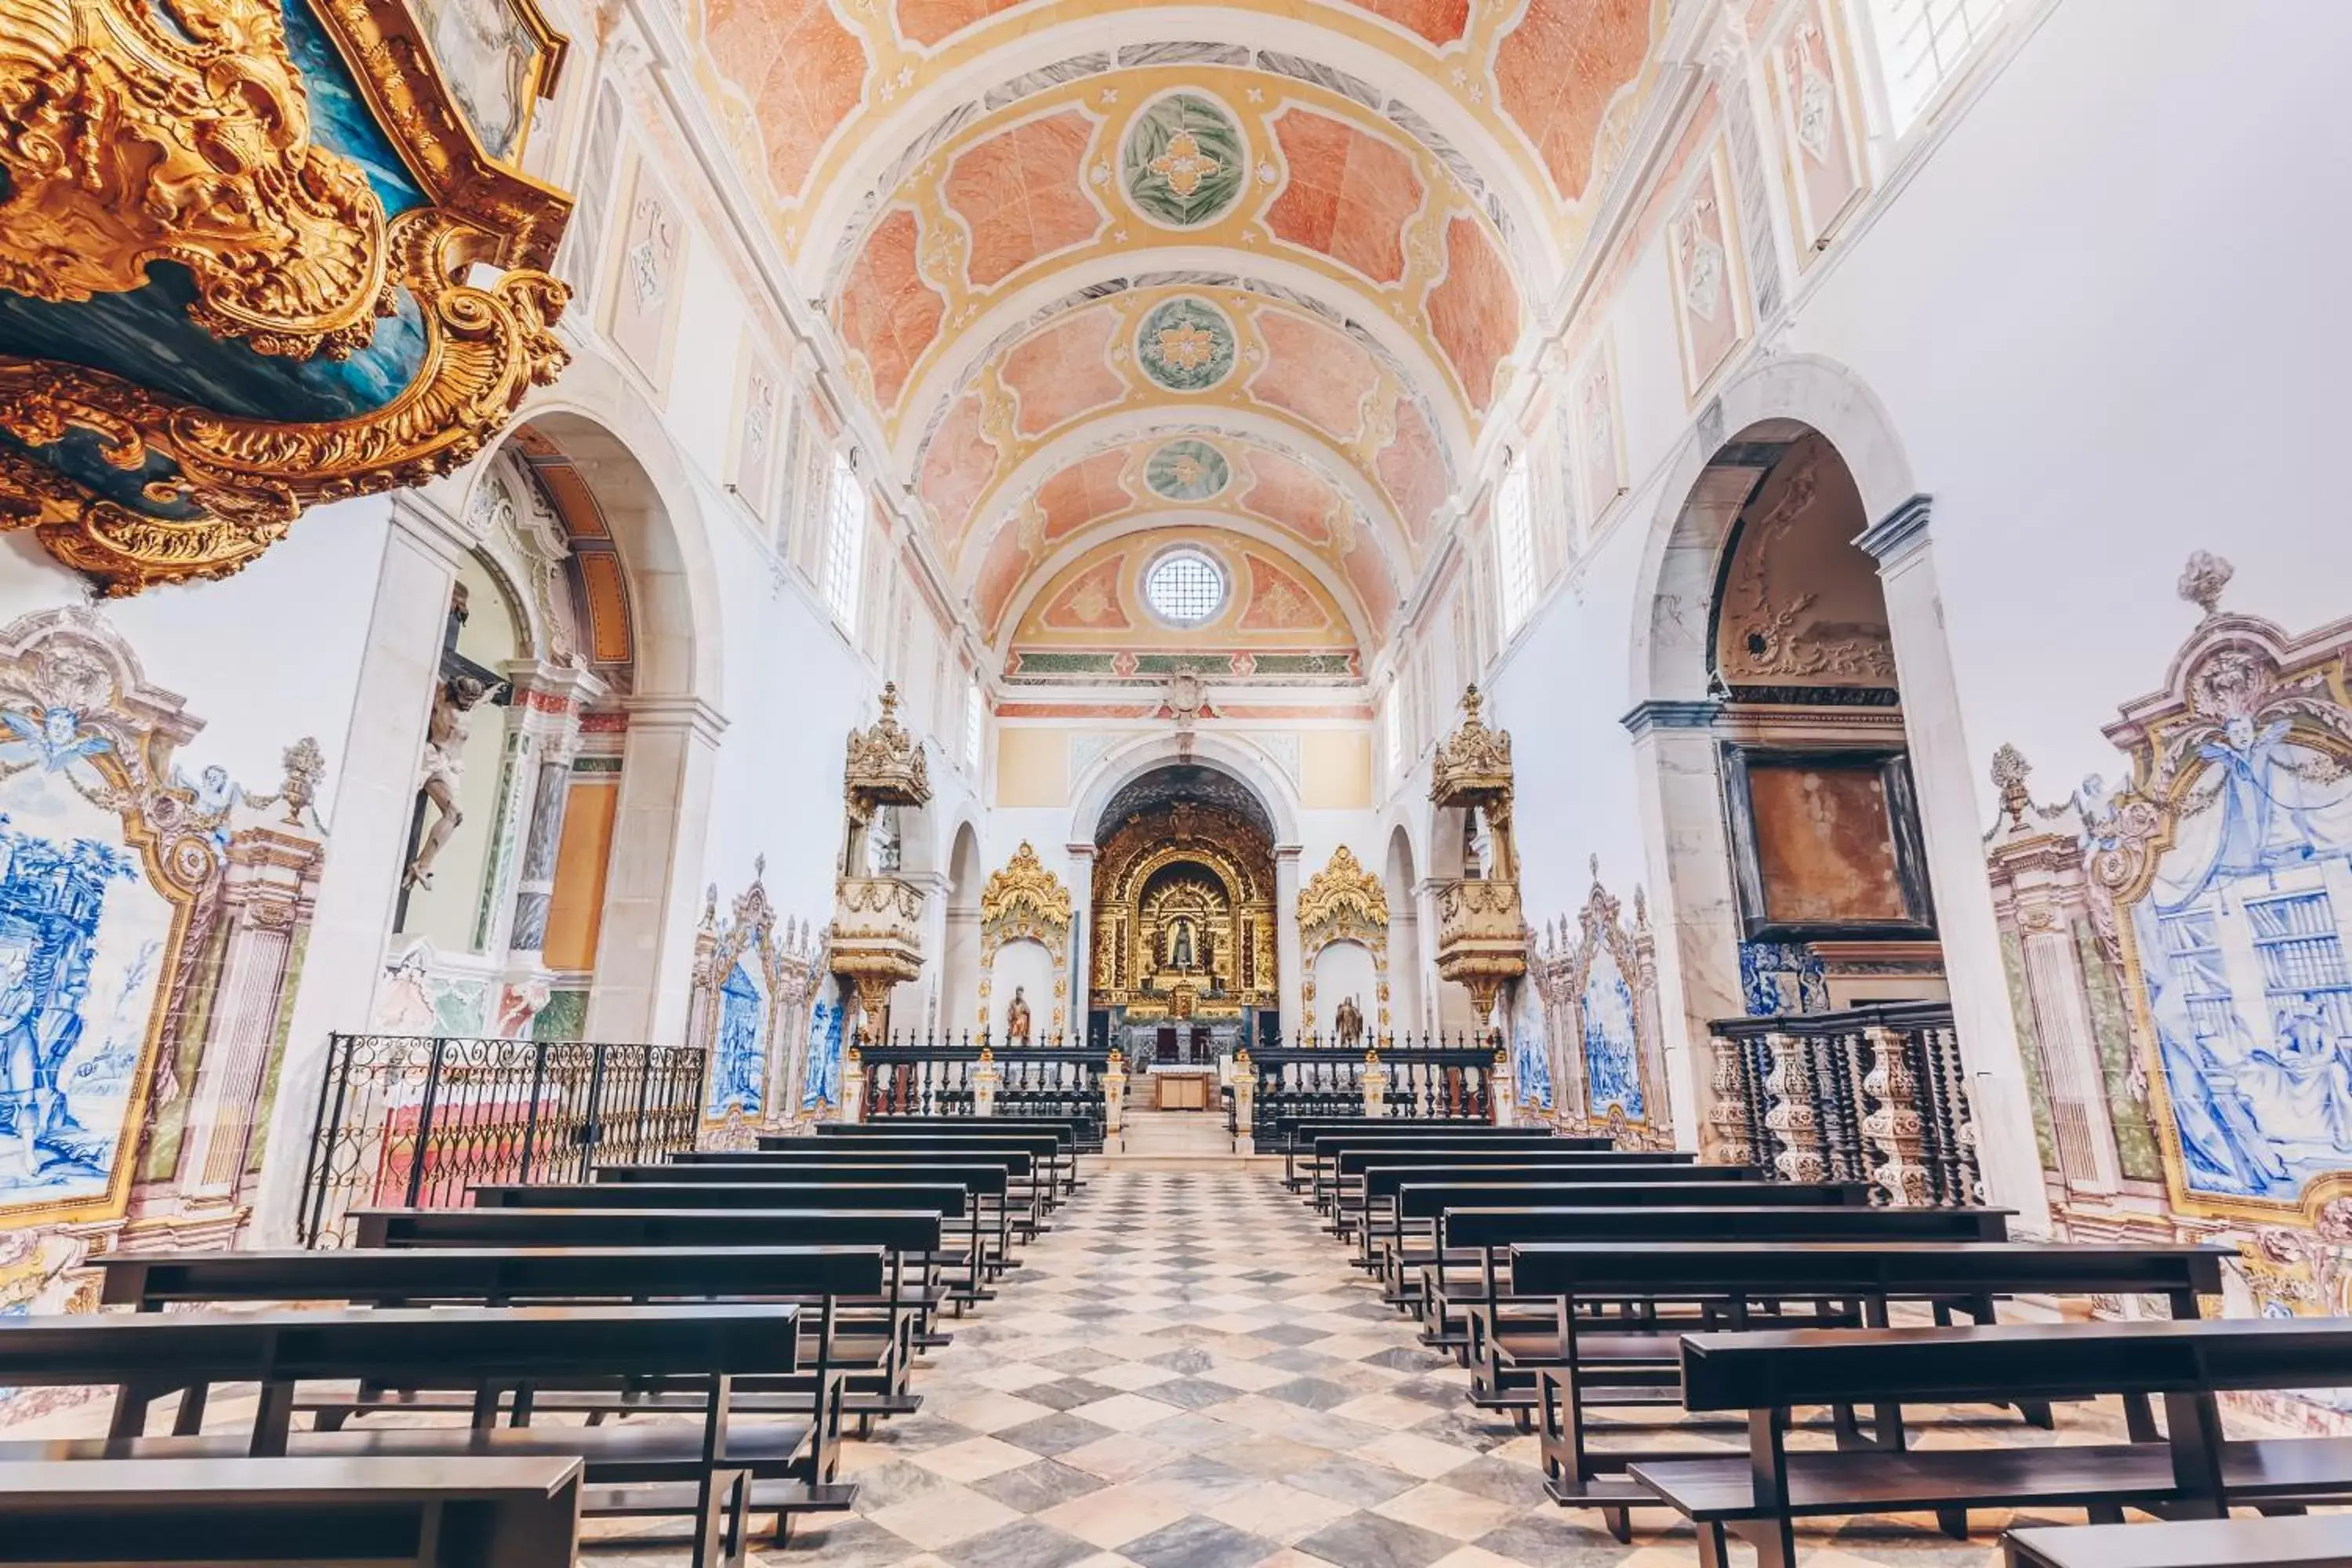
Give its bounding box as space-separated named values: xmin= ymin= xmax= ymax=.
xmin=1145 ymin=550 xmax=1225 ymax=625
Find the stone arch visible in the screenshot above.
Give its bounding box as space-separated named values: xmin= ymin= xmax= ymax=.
xmin=939 ymin=819 xmax=985 ymax=1037
xmin=1382 ymin=820 xmax=1428 ymax=1036
xmin=1069 ymin=731 xmax=1301 ymax=850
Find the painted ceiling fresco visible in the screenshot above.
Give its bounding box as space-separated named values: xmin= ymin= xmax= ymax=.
xmin=686 ymin=0 xmax=1669 ymax=658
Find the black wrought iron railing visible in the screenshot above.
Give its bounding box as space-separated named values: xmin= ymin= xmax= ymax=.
xmin=297 ymin=1033 xmax=707 ymax=1246
xmin=1704 ymin=1001 xmax=1980 ymax=1206
xmin=858 ymin=1033 xmax=1109 ymax=1148
xmin=1236 ymin=1037 xmax=1498 ymax=1139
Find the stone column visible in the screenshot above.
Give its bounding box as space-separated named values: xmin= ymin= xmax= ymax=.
xmin=1065 ymin=843 xmax=1096 ymax=1037
xmin=1857 ymin=496 xmax=2050 ymax=1230
xmin=1275 ymin=844 xmax=1304 ymax=1041
xmin=586 ymin=694 xmax=728 ymax=1044
xmin=905 ymin=869 xmax=951 ymax=1043
xmin=1621 ymin=699 xmax=1740 ymax=1153
xmin=503 ymin=665 xmax=605 ymax=959
xmin=251 ymin=492 xmax=466 ymax=1245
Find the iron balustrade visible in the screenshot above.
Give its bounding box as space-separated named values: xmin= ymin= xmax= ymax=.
xmin=858 ymin=1033 xmax=1109 ymax=1149
xmin=1236 ymin=1035 xmax=1500 ymax=1140
xmin=1704 ymin=1001 xmax=1982 ymax=1206
xmin=297 ymin=1033 xmax=707 ymax=1246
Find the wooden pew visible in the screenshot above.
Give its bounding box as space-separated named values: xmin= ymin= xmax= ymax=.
xmin=1377 ymin=1178 xmax=1871 ymax=1315
xmin=0 ymin=1304 xmax=810 ymax=1568
xmin=1630 ymin=1317 xmax=2352 ymax=1568
xmin=97 ymin=1244 xmax=901 ymax=1436
xmin=778 ymin=1129 xmax=1075 ymax=1205
xmin=1341 ymin=1152 xmax=1725 ymax=1260
xmin=0 ymin=1455 xmax=582 ymax=1567
xmin=350 ymin=1207 xmax=953 ymax=1355
xmin=466 ymin=1181 xmax=993 ymax=1308
xmin=820 ymin=1112 xmax=1098 ymax=1162
xmin=1507 ymin=1240 xmax=2225 ymax=1531
xmin=603 ymin=1157 xmax=1020 ymax=1274
xmin=1301 ymin=1128 xmax=1584 ymax=1208
xmin=1274 ymin=1116 xmax=1498 ymax=1188
xmin=2005 ymin=1515 xmax=2352 ymax=1568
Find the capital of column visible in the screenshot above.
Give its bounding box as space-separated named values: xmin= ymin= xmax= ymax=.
xmin=1274 ymin=844 xmax=1304 ymax=866
xmin=622 ymin=693 xmax=731 ymax=745
xmin=1855 ymin=493 xmax=1933 ymax=569
xmin=1619 ymin=699 xmax=1721 ymax=739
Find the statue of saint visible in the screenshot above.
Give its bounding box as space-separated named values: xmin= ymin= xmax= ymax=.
xmin=403 ymin=675 xmax=492 ymax=890
xmin=1169 ymin=918 xmax=1195 ymax=971
xmin=1004 ymin=985 xmax=1033 ymax=1044
xmin=1334 ymin=994 xmax=1364 ymax=1049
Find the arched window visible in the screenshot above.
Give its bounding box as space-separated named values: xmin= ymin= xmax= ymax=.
xmin=1385 ymin=682 xmax=1403 ymax=768
xmin=822 ymin=451 xmax=864 ymax=632
xmin=1864 ymin=0 xmax=2009 ymax=133
xmin=1495 ymin=457 xmax=1536 ymax=635
xmin=964 ymin=676 xmax=985 ymax=772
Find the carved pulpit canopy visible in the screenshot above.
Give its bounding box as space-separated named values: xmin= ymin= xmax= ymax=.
xmin=0 ymin=0 xmax=573 ymax=593
xmin=843 ymin=682 xmax=931 ymax=820
xmin=1431 ymin=684 xmax=1515 ymax=808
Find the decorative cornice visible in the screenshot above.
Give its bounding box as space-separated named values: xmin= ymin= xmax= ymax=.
xmin=1854 ymin=493 xmax=1933 ymax=568
xmin=1618 ymin=699 xmax=1720 ymax=738
xmin=622 ymin=693 xmax=731 ymax=743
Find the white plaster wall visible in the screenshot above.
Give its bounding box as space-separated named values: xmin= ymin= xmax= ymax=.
xmin=988 ymin=936 xmax=1056 ymax=1041
xmin=1312 ymin=938 xmax=1378 ymax=1034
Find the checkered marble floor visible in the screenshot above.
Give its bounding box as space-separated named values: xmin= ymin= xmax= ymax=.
xmin=734 ymin=1167 xmax=2077 ymax=1568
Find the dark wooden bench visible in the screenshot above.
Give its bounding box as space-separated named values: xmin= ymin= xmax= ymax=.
xmin=1377 ymin=1178 xmax=1871 ymax=1315
xmin=1342 ymin=1154 xmax=1735 ymax=1262
xmin=1631 ymin=1317 xmax=2352 ymax=1568
xmin=1275 ymin=1116 xmax=1509 ymax=1189
xmin=98 ymin=1243 xmax=905 ymax=1436
xmin=0 ymin=1305 xmax=811 ymax=1568
xmin=350 ymin=1207 xmax=956 ymax=1351
xmin=634 ymin=1156 xmax=1030 ymax=1262
xmin=775 ymin=1129 xmax=1076 ymax=1203
xmin=2005 ymin=1515 xmax=2352 ymax=1568
xmin=1508 ymin=1240 xmax=2226 ymax=1530
xmin=467 ymin=1181 xmax=993 ymax=1308
xmin=822 ymin=1112 xmax=1099 ymax=1160
xmin=0 ymin=1455 xmax=582 ymax=1567
xmin=1303 ymin=1130 xmax=1592 ymax=1209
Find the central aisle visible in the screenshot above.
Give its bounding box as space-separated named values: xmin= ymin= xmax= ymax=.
xmin=785 ymin=1167 xmax=1619 ymax=1567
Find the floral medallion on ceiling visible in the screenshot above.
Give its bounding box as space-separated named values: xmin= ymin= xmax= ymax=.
xmin=1121 ymin=93 xmax=1250 ymax=230
xmin=1137 ymin=297 xmax=1239 ymax=392
xmin=1147 ymin=439 xmax=1232 ymax=502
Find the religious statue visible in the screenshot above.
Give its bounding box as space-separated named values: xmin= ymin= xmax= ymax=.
xmin=866 ymin=804 xmax=902 ymax=873
xmin=1334 ymin=993 xmax=1365 ymax=1049
xmin=403 ymin=674 xmax=491 ymax=890
xmin=1169 ymin=917 xmax=1196 ymax=971
xmin=1004 ymin=985 xmax=1033 ymax=1044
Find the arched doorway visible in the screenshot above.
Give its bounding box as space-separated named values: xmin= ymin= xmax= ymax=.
xmin=1089 ymin=764 xmax=1279 ymax=1076
xmin=938 ymin=822 xmax=983 ymax=1040
xmin=1383 ymin=825 xmax=1428 ymax=1036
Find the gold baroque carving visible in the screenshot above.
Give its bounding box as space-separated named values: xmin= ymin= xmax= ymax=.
xmin=0 ymin=0 xmax=389 ymax=358
xmin=980 ymin=840 xmax=1073 ymax=939
xmin=842 ymin=682 xmax=931 ymax=820
xmin=1297 ymin=844 xmax=1387 ymax=946
xmin=0 ymin=0 xmax=573 ymax=593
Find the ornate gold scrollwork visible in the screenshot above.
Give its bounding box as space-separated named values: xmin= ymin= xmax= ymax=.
xmin=0 ymin=0 xmax=390 ymax=358
xmin=0 ymin=0 xmax=573 ymax=593
xmin=0 ymin=210 xmax=568 ymax=593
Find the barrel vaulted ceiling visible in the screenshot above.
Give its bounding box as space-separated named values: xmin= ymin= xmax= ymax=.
xmin=688 ymin=0 xmax=1667 ymax=663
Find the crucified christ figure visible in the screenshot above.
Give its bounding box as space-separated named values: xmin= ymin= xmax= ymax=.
xmin=404 ymin=675 xmax=491 ymax=891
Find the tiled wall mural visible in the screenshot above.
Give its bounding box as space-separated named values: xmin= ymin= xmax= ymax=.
xmin=0 ymin=610 xmax=326 ymax=1381
xmin=683 ymin=861 xmax=824 ymax=1147
xmin=1987 ymin=557 xmax=2352 ymax=1415
xmin=1530 ymin=861 xmax=1672 ymax=1149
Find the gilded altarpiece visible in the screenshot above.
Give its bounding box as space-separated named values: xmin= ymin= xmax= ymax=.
xmin=0 ymin=609 xmax=327 ymax=1391
xmin=684 ymin=860 xmax=819 ymax=1148
xmin=1298 ymin=845 xmax=1388 ymax=1036
xmin=1535 ymin=867 xmax=1671 ymax=1150
xmin=1092 ymin=800 xmax=1276 ymax=1020
xmin=1987 ymin=558 xmax=2352 ymax=1425
xmin=977 ymin=842 xmax=1073 ymax=1038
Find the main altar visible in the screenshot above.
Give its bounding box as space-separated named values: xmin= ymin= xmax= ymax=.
xmin=1087 ymin=772 xmax=1278 ymax=1107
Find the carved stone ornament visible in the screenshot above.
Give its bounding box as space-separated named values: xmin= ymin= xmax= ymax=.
xmin=842 ymin=681 xmax=931 ymax=821
xmin=0 ymin=0 xmax=574 ymax=593
xmin=1297 ymin=844 xmax=1388 ymax=946
xmin=980 ymin=840 xmax=1073 ymax=942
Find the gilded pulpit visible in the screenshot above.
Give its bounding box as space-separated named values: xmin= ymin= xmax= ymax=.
xmin=1431 ymin=685 xmax=1527 ymax=1034
xmin=830 ymin=684 xmax=930 ymax=1043
xmin=0 ymin=0 xmax=572 ymax=592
